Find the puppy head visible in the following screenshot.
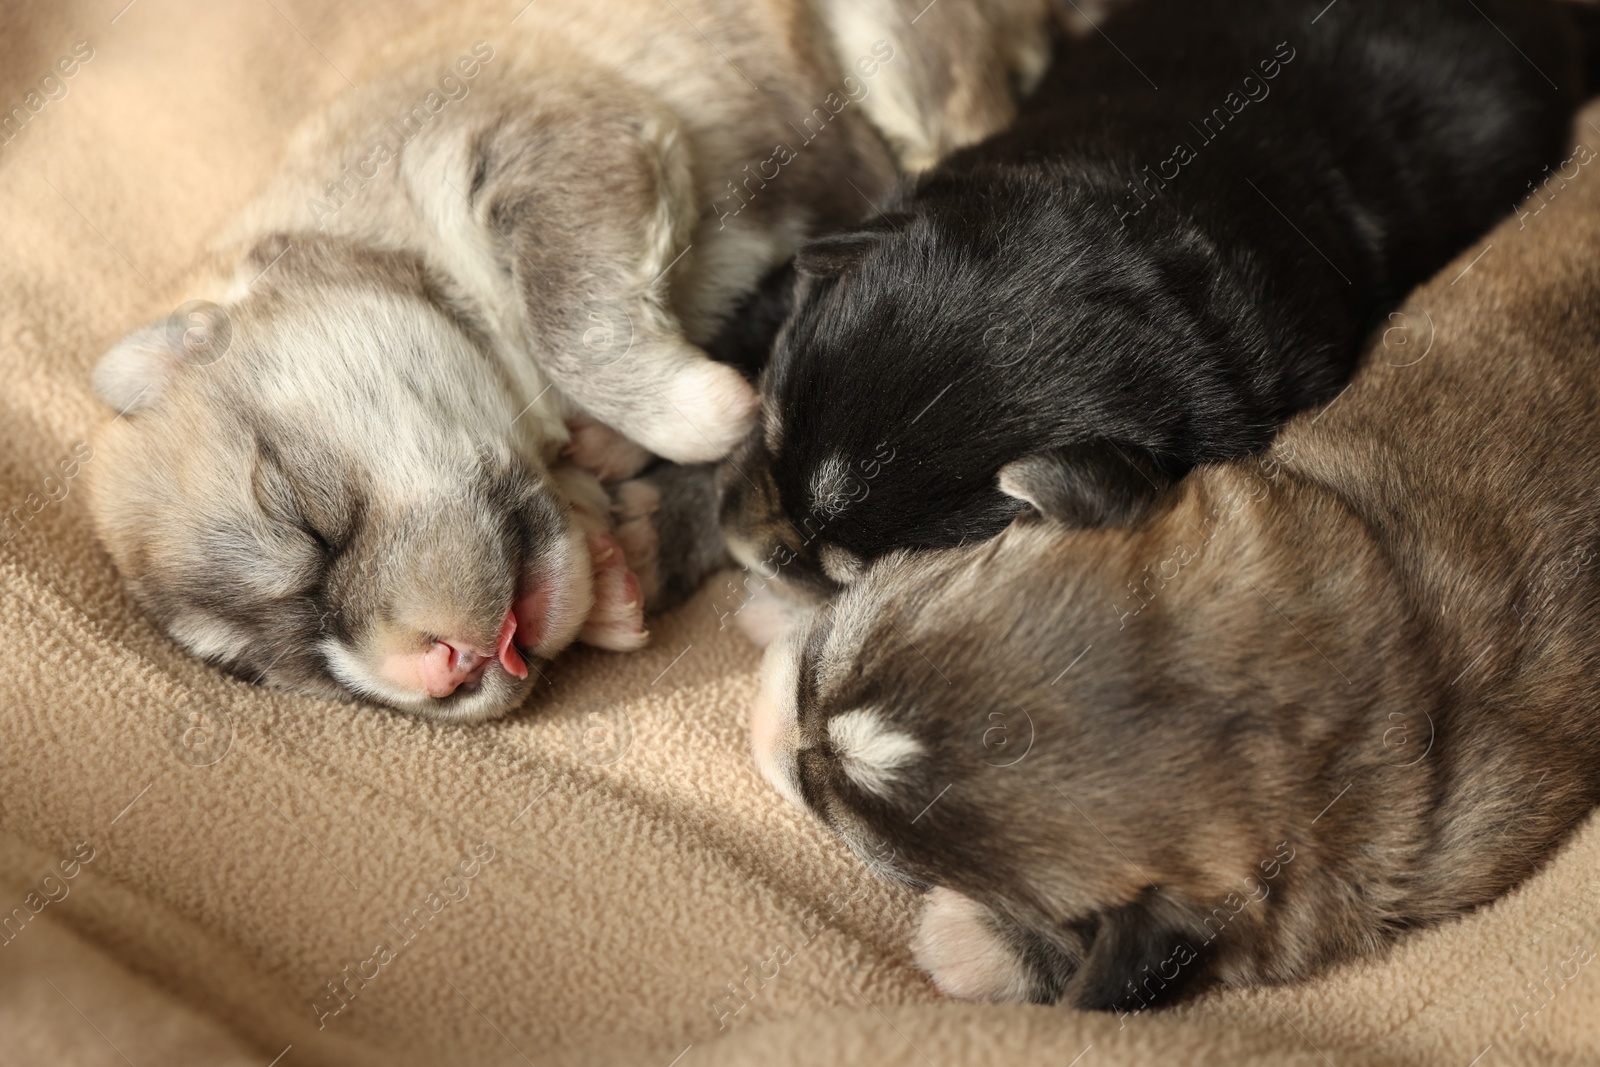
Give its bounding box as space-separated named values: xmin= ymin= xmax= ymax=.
xmin=750 ymin=513 xmax=1281 ymax=1009
xmin=89 ymin=237 xmax=598 ymax=722
xmin=718 ymin=212 xmax=1023 ymax=604
xmin=749 ymin=525 xmax=1128 ymax=874
xmin=722 ymin=171 xmax=1191 ymax=608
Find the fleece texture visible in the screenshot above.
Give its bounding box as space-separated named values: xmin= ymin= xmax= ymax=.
xmin=1 ymin=2 xmax=1598 ymax=1064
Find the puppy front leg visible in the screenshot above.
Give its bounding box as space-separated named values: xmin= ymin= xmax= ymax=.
xmin=474 ymin=98 xmax=757 ymax=463
xmin=911 ymin=887 xmax=1072 ymax=1004
xmin=549 ymin=464 xmax=649 ymax=652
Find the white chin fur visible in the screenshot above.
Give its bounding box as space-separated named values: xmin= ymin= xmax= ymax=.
xmin=912 ymin=888 xmax=1033 ymax=1004
xmin=751 ymin=630 xmax=806 ymax=809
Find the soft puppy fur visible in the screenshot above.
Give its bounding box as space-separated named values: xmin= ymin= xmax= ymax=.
xmin=722 ymin=0 xmax=1591 ymax=603
xmin=750 ymin=113 xmax=1600 ymax=1011
xmin=86 ymin=0 xmax=1056 ymax=721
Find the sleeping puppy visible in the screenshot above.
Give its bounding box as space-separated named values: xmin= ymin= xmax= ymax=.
xmin=722 ymin=0 xmax=1593 ymax=605
xmin=86 ymin=0 xmax=1058 ymax=722
xmin=749 ymin=114 xmax=1600 ymax=1011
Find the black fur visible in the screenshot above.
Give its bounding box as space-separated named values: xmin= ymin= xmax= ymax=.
xmin=703 ymin=263 xmax=796 ymax=382
xmin=1067 ymin=889 xmax=1211 ymax=1013
xmin=729 ymin=0 xmax=1589 ymax=587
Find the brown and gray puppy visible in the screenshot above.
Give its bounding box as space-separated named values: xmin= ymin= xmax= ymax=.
xmin=88 ymin=0 xmax=1057 ymax=722
xmin=751 ymin=122 xmax=1600 ymax=1011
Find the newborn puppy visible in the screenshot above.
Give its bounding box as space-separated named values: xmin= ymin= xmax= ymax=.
xmin=723 ymin=0 xmax=1591 ymax=603
xmin=87 ymin=0 xmax=1057 ymax=721
xmin=750 ymin=119 xmax=1600 ymax=1011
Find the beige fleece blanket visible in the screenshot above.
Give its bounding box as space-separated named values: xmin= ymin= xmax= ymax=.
xmin=2 ymin=2 xmax=1599 ymax=1064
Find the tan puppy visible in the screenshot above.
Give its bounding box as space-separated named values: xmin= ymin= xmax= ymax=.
xmin=87 ymin=0 xmax=1057 ymax=721
xmin=751 ymin=118 xmax=1600 ymax=1011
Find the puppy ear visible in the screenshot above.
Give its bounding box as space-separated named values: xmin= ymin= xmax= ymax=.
xmin=92 ymin=321 xmax=180 ymax=414
xmin=1066 ymin=889 xmax=1208 ymax=1014
xmin=793 ymin=216 xmax=907 ymax=279
xmin=997 ymin=440 xmax=1171 ymax=527
xmin=92 ymin=302 xmax=233 ymax=414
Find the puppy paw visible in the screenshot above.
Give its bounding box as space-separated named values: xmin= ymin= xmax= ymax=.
xmin=636 ymin=354 xmax=759 ymax=463
xmin=578 ymin=531 xmax=649 ymax=652
xmin=563 ymin=414 xmax=654 ymax=483
xmin=610 ymin=478 xmax=662 ymax=605
xmin=912 ymin=888 xmax=1033 ymax=1004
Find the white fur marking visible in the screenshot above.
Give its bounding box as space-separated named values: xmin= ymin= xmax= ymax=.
xmin=168 ymin=613 xmax=254 ymax=664
xmin=819 ymin=542 xmax=865 ymax=584
xmin=828 ymin=707 xmax=922 ymax=797
xmin=809 ymin=453 xmax=855 ymax=518
xmin=751 ymin=631 xmax=806 ymax=809
xmin=318 ymin=638 xmax=512 ymax=724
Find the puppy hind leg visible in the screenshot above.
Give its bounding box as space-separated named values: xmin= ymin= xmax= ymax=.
xmin=477 ymin=98 xmax=757 ymax=464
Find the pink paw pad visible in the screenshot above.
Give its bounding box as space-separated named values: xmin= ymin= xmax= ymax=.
xmin=563 ymin=416 xmax=653 ymax=483
xmin=580 ymin=531 xmax=649 ymax=651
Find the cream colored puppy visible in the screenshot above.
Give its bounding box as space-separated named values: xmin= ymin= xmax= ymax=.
xmin=88 ymin=0 xmax=1058 ymax=721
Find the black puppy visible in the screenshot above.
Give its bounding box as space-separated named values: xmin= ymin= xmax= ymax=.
xmin=721 ymin=0 xmax=1591 ymax=601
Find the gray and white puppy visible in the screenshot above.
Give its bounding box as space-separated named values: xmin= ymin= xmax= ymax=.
xmin=87 ymin=0 xmax=1057 ymax=722
xmin=751 ymin=161 xmax=1600 ymax=1010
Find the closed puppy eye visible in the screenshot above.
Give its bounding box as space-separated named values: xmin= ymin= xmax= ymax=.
xmin=296 ymin=520 xmax=338 ymax=555
xmin=250 ymin=443 xmax=353 ymax=557
xmin=256 ymin=482 xmax=340 ymax=555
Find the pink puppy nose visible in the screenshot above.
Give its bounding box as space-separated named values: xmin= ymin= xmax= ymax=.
xmin=418 ymin=640 xmax=492 ymax=698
